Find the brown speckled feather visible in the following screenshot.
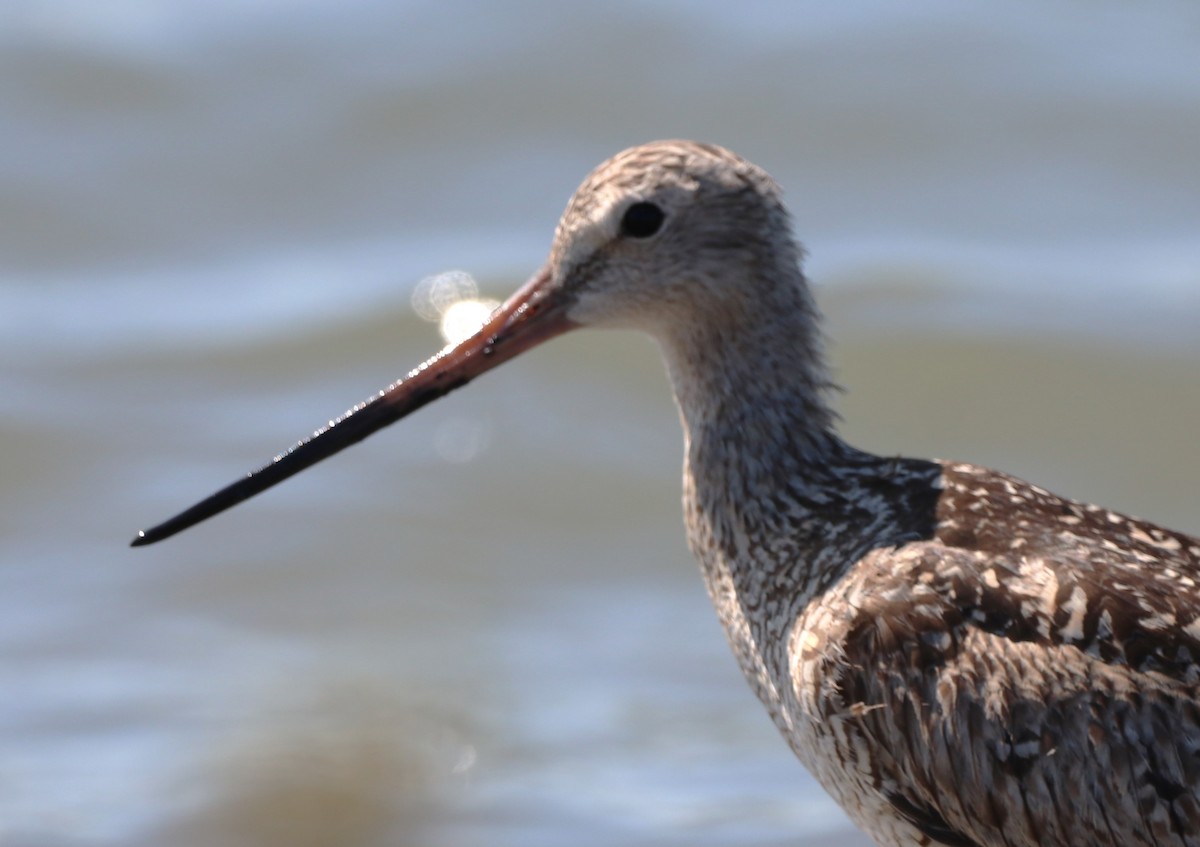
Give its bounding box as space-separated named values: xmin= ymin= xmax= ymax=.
xmin=698 ymin=446 xmax=1200 ymax=846
xmin=828 ymin=462 xmax=1200 ymax=846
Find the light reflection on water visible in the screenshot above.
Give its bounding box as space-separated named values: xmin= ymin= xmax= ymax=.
xmin=434 ymin=415 xmax=492 ymax=465
xmin=411 ymin=268 xmax=502 ymax=346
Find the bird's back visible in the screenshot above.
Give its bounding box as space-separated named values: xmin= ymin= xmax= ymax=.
xmin=788 ymin=459 xmax=1200 ymax=847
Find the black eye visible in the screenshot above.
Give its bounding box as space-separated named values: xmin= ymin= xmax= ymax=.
xmin=620 ymin=202 xmax=665 ymax=239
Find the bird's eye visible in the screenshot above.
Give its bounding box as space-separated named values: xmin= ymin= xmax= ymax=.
xmin=620 ymin=202 xmax=665 ymax=239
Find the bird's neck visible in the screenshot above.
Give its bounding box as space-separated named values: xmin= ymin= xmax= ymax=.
xmin=657 ymin=269 xmax=843 ymax=511
xmin=655 ymin=272 xmax=864 ymax=716
xmin=659 ymin=271 xmax=867 ymax=573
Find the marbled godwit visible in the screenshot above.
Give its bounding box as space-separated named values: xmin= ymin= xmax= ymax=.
xmin=134 ymin=141 xmax=1200 ymax=846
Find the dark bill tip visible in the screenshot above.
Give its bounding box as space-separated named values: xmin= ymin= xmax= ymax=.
xmin=128 ymin=377 xmax=448 ymax=547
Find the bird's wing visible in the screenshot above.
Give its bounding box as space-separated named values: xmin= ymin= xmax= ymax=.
xmin=930 ymin=462 xmax=1200 ymax=681
xmin=823 ymin=467 xmax=1200 ymax=847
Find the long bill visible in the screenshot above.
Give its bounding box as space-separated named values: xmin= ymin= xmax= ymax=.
xmin=131 ymin=265 xmax=573 ymax=547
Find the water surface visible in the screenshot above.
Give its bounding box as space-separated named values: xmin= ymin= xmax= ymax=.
xmin=2 ymin=3 xmax=1198 ymax=845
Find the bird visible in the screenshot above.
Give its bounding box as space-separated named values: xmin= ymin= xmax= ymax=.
xmin=133 ymin=140 xmax=1200 ymax=846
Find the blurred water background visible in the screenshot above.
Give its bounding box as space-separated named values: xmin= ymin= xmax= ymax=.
xmin=2 ymin=2 xmax=1199 ymax=845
